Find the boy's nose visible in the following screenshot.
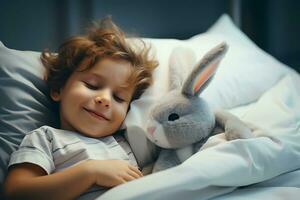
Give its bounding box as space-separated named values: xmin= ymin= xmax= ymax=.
xmin=95 ymin=96 xmax=111 ymax=108
xmin=95 ymin=90 xmax=111 ymax=108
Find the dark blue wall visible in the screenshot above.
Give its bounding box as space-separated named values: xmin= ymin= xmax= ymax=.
xmin=242 ymin=0 xmax=300 ymax=70
xmin=0 ymin=0 xmax=59 ymax=51
xmin=0 ymin=0 xmax=231 ymax=51
xmin=0 ymin=0 xmax=299 ymax=70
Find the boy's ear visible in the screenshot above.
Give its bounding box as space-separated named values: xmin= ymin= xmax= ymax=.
xmin=50 ymin=89 xmax=61 ymax=101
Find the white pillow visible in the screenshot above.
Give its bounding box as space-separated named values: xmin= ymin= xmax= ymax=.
xmin=188 ymin=14 xmax=292 ymax=109
xmin=125 ymin=14 xmax=293 ymax=167
xmin=0 ymin=42 xmax=58 ymax=184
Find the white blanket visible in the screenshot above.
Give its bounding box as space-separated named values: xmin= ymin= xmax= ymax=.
xmin=97 ymin=71 xmax=300 ymax=200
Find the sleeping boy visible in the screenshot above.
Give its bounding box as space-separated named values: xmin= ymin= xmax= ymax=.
xmin=4 ymin=18 xmax=158 ymax=199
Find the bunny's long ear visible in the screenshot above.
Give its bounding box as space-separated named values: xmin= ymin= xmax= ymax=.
xmin=168 ymin=47 xmax=197 ymax=91
xmin=181 ymin=42 xmax=228 ymax=96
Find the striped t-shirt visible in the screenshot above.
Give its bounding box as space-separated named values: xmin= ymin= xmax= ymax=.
xmin=8 ymin=125 xmax=138 ymax=197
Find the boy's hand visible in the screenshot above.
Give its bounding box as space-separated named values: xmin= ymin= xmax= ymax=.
xmin=85 ymin=160 xmax=143 ymax=187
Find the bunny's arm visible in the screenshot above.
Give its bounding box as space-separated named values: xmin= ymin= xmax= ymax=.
xmin=152 ymin=150 xmax=181 ymax=173
xmin=214 ymin=110 xmax=254 ymax=140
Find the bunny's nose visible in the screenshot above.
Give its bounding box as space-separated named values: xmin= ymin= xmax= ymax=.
xmin=147 ymin=126 xmax=156 ymax=136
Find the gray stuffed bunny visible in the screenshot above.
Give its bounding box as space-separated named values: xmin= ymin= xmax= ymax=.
xmin=145 ymin=42 xmax=254 ymax=173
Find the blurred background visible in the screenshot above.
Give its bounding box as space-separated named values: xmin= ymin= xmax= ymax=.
xmin=0 ymin=0 xmax=299 ymax=71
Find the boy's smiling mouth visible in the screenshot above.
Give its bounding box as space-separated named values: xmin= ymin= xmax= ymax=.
xmin=83 ymin=108 xmax=110 ymax=121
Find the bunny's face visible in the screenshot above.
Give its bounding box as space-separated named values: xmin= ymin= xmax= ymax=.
xmin=146 ymin=90 xmax=215 ymax=149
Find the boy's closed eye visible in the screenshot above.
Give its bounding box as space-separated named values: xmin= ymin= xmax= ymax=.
xmin=83 ymin=81 xmax=103 ymax=90
xmin=83 ymin=81 xmax=127 ymax=103
xmin=113 ymin=94 xmax=125 ymax=103
xmin=83 ymin=81 xmax=100 ymax=90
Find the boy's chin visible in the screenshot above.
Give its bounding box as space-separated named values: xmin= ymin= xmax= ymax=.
xmin=79 ymin=127 xmax=114 ymax=138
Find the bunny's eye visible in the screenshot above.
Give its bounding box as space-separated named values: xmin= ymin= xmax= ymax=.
xmin=168 ymin=113 xmax=180 ymax=121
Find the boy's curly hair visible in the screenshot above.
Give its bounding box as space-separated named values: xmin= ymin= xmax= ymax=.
xmin=41 ymin=17 xmax=158 ymax=101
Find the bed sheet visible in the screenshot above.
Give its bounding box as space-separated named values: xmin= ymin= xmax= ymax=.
xmin=212 ymin=169 xmax=300 ymax=200
xmin=78 ymin=71 xmax=300 ymax=200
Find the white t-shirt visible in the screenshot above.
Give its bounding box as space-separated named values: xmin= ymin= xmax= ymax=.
xmin=8 ymin=125 xmax=138 ymax=197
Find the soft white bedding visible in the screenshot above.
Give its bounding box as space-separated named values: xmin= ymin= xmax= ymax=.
xmin=1 ymin=13 xmax=299 ymax=199
xmin=213 ymin=169 xmax=300 ymax=200
xmin=94 ymin=71 xmax=300 ymax=199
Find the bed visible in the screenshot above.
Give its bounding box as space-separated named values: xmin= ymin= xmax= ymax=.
xmin=1 ymin=13 xmax=300 ymax=199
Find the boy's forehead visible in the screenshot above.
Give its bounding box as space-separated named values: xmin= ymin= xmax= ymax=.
xmin=79 ymin=58 xmax=135 ymax=89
